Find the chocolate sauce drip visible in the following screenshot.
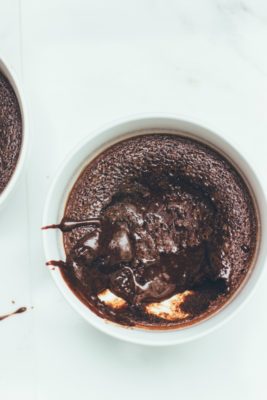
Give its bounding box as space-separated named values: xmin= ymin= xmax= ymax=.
xmin=46 ymin=260 xmax=66 ymax=268
xmin=0 ymin=307 xmax=27 ymax=321
xmin=42 ymin=217 xmax=101 ymax=232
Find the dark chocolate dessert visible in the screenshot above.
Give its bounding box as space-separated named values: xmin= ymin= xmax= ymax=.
xmin=46 ymin=134 xmax=258 ymax=328
xmin=0 ymin=71 xmax=22 ymax=194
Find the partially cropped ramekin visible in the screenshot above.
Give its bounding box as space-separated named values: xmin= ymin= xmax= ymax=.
xmin=0 ymin=57 xmax=29 ymax=210
xmin=42 ymin=114 xmax=267 ymax=346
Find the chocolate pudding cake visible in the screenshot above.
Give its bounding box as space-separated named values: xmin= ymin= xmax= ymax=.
xmin=0 ymin=71 xmax=22 ymax=194
xmin=46 ymin=134 xmax=258 ymax=329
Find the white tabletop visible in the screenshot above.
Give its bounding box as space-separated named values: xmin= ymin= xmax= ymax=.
xmin=0 ymin=1 xmax=267 ymax=399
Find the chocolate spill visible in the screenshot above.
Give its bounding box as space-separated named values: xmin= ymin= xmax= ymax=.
xmin=0 ymin=307 xmax=27 ymax=321
xmin=42 ymin=217 xmax=101 ymax=233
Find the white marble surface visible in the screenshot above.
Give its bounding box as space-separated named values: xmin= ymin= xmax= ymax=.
xmin=0 ymin=0 xmax=267 ymax=398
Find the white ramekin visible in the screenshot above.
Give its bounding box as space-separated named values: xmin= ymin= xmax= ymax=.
xmin=42 ymin=114 xmax=267 ymax=346
xmin=0 ymin=57 xmax=28 ymax=209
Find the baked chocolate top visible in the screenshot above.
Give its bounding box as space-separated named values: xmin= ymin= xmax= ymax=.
xmin=48 ymin=134 xmax=257 ymax=328
xmin=0 ymin=71 xmax=22 ymax=194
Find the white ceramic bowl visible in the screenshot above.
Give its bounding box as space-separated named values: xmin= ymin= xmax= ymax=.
xmin=0 ymin=57 xmax=28 ymax=209
xmin=42 ymin=114 xmax=267 ymax=346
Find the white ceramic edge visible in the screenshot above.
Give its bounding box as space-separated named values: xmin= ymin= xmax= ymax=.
xmin=0 ymin=57 xmax=29 ymax=209
xmin=42 ymin=113 xmax=267 ymax=346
